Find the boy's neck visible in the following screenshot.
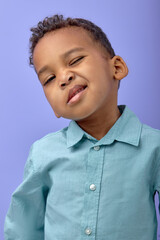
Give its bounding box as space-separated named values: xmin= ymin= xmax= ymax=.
xmin=76 ymin=105 xmax=121 ymax=140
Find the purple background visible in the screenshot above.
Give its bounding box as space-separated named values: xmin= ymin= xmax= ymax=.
xmin=1 ymin=0 xmax=160 ymax=239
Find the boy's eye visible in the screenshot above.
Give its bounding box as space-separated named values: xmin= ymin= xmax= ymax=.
xmin=44 ymin=76 xmax=55 ymax=86
xmin=70 ymin=56 xmax=84 ymax=65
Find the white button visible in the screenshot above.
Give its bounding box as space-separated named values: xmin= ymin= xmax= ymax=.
xmin=90 ymin=184 xmax=96 ymax=191
xmin=85 ymin=228 xmax=92 ymax=235
xmin=94 ymin=146 xmax=100 ymax=151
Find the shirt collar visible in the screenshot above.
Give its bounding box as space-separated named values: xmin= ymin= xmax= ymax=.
xmin=66 ymin=105 xmax=142 ymax=148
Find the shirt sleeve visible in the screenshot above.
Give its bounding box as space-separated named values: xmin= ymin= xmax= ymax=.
xmin=4 ymin=143 xmax=48 ymax=240
xmin=153 ymin=148 xmax=160 ymax=225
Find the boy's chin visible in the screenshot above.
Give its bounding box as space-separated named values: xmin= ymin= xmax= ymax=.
xmin=54 ymin=112 xmax=61 ymax=118
xmin=54 ymin=111 xmax=90 ymax=121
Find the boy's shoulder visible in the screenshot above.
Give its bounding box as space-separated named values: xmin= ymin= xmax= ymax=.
xmin=33 ymin=125 xmax=69 ymax=149
xmin=141 ymin=123 xmax=160 ymax=139
xmin=27 ymin=125 xmax=70 ymax=171
xmin=140 ymin=123 xmax=160 ymax=149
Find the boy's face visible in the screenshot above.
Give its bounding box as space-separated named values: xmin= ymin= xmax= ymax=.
xmin=33 ymin=27 xmax=124 ymax=121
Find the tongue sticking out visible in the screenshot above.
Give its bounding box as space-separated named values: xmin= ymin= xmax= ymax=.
xmin=68 ymin=85 xmax=87 ymax=102
xmin=71 ymin=87 xmax=85 ymax=99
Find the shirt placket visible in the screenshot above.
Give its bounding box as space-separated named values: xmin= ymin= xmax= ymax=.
xmin=81 ymin=144 xmax=105 ymax=240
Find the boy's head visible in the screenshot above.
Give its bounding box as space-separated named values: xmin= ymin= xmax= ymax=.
xmin=29 ymin=14 xmax=128 ymax=121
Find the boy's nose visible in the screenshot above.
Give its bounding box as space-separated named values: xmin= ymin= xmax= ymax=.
xmin=59 ymin=71 xmax=75 ymax=87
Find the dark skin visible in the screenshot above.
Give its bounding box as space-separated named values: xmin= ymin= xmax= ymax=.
xmin=33 ymin=26 xmax=128 ymax=140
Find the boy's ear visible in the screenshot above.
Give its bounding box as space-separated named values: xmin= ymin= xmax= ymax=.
xmin=111 ymin=55 xmax=128 ymax=80
xmin=54 ymin=111 xmax=61 ymax=118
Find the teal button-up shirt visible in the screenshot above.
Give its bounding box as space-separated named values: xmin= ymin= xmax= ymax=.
xmin=4 ymin=105 xmax=160 ymax=240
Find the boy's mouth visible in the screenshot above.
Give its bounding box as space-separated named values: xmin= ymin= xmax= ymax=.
xmin=67 ymin=85 xmax=87 ymax=103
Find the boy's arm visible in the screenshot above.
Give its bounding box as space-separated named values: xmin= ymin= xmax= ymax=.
xmin=4 ymin=143 xmax=48 ymax=240
xmin=153 ymin=148 xmax=160 ymax=224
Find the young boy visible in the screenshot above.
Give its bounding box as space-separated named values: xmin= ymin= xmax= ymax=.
xmin=4 ymin=14 xmax=160 ymax=240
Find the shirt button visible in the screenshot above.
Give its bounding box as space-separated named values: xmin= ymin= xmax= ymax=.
xmin=85 ymin=228 xmax=92 ymax=235
xmin=94 ymin=146 xmax=100 ymax=151
xmin=90 ymin=184 xmax=96 ymax=191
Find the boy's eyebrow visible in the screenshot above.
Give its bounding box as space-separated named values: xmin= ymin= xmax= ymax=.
xmin=60 ymin=47 xmax=85 ymax=59
xmin=37 ymin=65 xmax=49 ymax=78
xmin=37 ymin=47 xmax=85 ymax=77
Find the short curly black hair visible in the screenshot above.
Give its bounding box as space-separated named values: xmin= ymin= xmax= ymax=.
xmin=29 ymin=14 xmax=121 ymax=89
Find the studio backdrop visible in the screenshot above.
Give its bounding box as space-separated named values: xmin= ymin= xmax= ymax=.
xmin=0 ymin=0 xmax=160 ymax=239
